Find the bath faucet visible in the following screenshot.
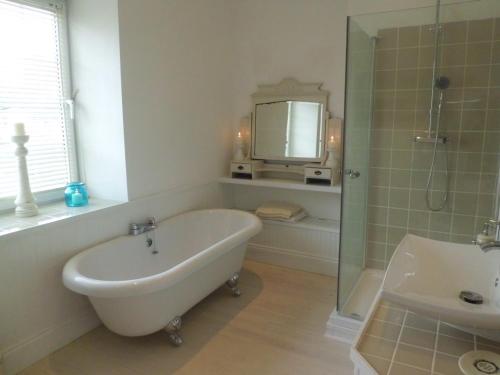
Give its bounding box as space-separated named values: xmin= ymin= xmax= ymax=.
xmin=475 ymin=219 xmax=500 ymax=252
xmin=129 ymin=217 xmax=157 ymax=236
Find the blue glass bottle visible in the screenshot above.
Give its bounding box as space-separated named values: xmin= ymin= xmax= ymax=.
xmin=64 ymin=182 xmax=89 ymax=207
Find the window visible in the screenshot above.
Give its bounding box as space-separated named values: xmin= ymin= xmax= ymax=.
xmin=0 ymin=0 xmax=77 ymax=208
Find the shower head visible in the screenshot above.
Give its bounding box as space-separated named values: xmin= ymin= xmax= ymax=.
xmin=435 ymin=76 xmax=450 ymax=90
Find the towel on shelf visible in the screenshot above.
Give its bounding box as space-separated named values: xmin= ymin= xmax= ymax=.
xmin=257 ymin=210 xmax=307 ymax=223
xmin=255 ymin=201 xmax=306 ymax=222
xmin=256 ymin=201 xmax=303 ymax=219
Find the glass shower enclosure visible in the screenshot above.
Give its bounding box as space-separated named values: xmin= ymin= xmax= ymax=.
xmin=338 ymin=0 xmax=500 ymax=320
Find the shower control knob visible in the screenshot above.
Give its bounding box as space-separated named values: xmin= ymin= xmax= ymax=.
xmin=345 ymin=169 xmax=360 ymax=179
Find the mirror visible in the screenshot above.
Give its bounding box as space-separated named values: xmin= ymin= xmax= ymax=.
xmin=251 ymin=79 xmax=328 ymax=162
xmin=254 ymin=101 xmax=324 ymax=159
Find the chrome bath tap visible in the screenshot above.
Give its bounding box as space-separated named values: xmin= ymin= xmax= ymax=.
xmin=129 ymin=217 xmax=157 ymax=236
xmin=475 ymin=219 xmax=500 ymax=252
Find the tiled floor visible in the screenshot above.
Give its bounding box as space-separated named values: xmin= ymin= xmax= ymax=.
xmin=21 ymin=261 xmax=353 ymax=375
xmin=357 ymin=300 xmax=500 ymax=375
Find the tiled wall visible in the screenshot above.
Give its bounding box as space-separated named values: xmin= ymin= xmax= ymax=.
xmin=366 ymin=18 xmax=500 ymax=269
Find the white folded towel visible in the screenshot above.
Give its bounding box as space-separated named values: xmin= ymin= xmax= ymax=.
xmin=255 ymin=201 xmax=305 ymax=221
xmin=258 ymin=210 xmax=307 ymax=223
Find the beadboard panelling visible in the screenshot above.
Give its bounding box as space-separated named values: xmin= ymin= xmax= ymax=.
xmin=247 ymin=220 xmax=339 ymax=276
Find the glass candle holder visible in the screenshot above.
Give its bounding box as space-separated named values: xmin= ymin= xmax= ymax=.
xmin=64 ymin=182 xmax=89 ymax=207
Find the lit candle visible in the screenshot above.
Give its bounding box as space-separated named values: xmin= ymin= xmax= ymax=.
xmin=234 ymin=130 xmax=245 ymax=161
xmin=236 ymin=131 xmax=243 ymax=145
xmin=13 ymin=122 xmax=26 ymax=136
xmin=328 ymin=135 xmax=335 ymax=148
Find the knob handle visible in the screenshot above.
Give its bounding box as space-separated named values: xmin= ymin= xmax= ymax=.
xmin=345 ymin=169 xmax=360 ymax=179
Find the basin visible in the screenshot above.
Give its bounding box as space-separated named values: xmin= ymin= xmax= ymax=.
xmin=381 ymin=234 xmax=500 ymax=338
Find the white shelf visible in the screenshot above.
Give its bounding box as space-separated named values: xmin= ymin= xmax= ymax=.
xmin=219 ymin=177 xmax=342 ymax=194
xmin=241 ymin=209 xmax=339 ymax=233
xmin=261 ymin=216 xmax=340 ymax=233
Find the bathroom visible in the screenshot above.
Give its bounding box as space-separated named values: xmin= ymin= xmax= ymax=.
xmin=0 ymin=0 xmax=499 ymax=374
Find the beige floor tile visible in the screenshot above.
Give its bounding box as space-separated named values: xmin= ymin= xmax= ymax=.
xmin=389 ymin=363 xmax=431 ymax=375
xmin=394 ymin=343 xmax=434 ymax=370
xmin=359 ymin=336 xmax=397 ymax=360
xmin=21 ymin=261 xmax=353 ymax=375
xmin=365 ymin=354 xmax=391 ymax=375
xmin=439 ymin=323 xmax=474 ymax=342
xmin=400 ymin=327 xmax=436 ymax=350
xmin=405 ymin=312 xmax=437 ymax=332
xmin=374 ymin=305 xmax=406 ymax=325
xmin=437 ymin=334 xmax=474 ymax=357
xmin=361 ymin=300 xmax=500 ymax=375
xmin=366 ymin=319 xmax=402 ymax=341
xmin=433 ymin=352 xmax=461 ymax=375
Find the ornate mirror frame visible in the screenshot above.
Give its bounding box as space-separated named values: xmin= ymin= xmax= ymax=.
xmin=251 ymin=78 xmax=329 ymax=163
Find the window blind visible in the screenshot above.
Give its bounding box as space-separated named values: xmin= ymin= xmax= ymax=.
xmin=0 ymin=0 xmax=76 ymax=200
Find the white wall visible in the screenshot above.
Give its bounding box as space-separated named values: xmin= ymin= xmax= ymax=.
xmin=118 ymin=0 xmax=236 ymax=200
xmin=232 ymin=0 xmax=348 ymax=122
xmin=68 ymin=0 xmax=129 ymax=202
xmin=1 ymin=1 xmax=237 ymax=373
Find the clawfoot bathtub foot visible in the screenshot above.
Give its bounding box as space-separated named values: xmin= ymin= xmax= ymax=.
xmin=165 ymin=316 xmax=183 ymax=347
xmin=226 ymin=272 xmax=241 ymax=297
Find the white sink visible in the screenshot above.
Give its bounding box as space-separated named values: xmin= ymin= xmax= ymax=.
xmin=381 ymin=234 xmax=500 ymax=331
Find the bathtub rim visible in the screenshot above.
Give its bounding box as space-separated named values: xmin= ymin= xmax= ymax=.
xmin=62 ymin=209 xmax=262 ymax=298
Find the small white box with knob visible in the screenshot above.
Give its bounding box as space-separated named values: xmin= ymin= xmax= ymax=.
xmin=304 ymin=165 xmax=334 ymax=186
xmin=230 ymin=160 xmax=263 ymax=179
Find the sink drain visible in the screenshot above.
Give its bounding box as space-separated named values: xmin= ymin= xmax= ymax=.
xmin=474 ymin=359 xmax=498 ymax=374
xmin=459 ymin=351 xmax=500 ymax=375
xmin=459 ymin=290 xmax=484 ymax=305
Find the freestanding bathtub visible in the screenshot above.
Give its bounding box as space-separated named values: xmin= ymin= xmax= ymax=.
xmin=63 ymin=209 xmax=262 ymax=344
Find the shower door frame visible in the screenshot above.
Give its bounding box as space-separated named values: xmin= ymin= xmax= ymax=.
xmin=336 ymin=17 xmax=377 ymax=317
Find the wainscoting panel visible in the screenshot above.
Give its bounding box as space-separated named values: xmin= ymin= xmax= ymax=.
xmin=246 ymin=219 xmax=339 ymax=276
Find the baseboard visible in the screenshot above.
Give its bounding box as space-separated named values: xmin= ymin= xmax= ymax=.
xmin=246 ymin=243 xmax=338 ymax=276
xmin=1 ymin=308 xmax=100 ymax=375
xmin=325 ymin=310 xmax=363 ymax=344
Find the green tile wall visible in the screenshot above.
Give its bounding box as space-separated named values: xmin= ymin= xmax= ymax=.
xmin=366 ymin=19 xmax=500 ymax=269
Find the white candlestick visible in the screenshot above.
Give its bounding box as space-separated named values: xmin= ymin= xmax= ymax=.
xmin=11 ymin=134 xmax=38 ymax=217
xmin=234 ymin=131 xmax=245 ymax=161
xmin=325 ymin=134 xmax=339 ymax=182
xmin=14 ymin=122 xmax=26 ymax=136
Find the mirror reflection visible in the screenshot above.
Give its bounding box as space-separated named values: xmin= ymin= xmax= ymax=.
xmin=253 ymin=101 xmax=324 ymax=160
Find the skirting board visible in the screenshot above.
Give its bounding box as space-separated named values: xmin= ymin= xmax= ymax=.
xmin=325 ymin=310 xmax=363 ymax=344
xmin=246 ymin=243 xmax=338 ymax=277
xmin=1 ymin=308 xmax=100 ymax=375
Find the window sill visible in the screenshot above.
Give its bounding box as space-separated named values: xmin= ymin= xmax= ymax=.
xmin=0 ymin=198 xmax=126 ymax=239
